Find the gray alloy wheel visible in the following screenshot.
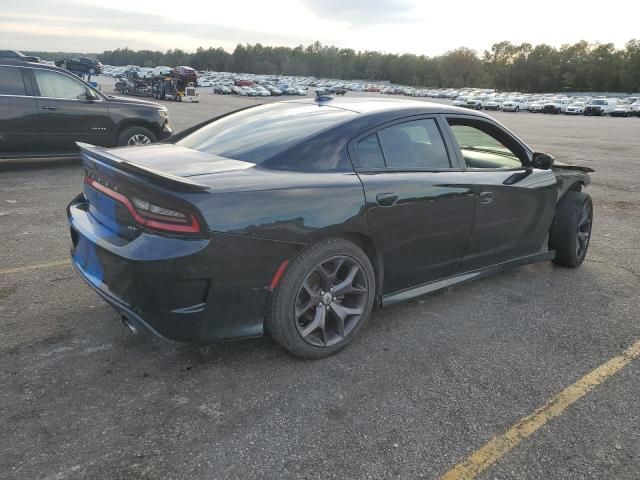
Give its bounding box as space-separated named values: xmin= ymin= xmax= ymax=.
xmin=127 ymin=134 xmax=152 ymax=146
xmin=575 ymin=201 xmax=593 ymax=259
xmin=294 ymin=255 xmax=368 ymax=347
xmin=266 ymin=238 xmax=376 ymax=359
xmin=550 ymin=191 xmax=593 ymax=267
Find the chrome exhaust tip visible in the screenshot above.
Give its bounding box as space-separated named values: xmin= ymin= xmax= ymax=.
xmin=121 ymin=315 xmax=139 ymax=334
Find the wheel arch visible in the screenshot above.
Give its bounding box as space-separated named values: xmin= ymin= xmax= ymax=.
xmin=116 ymin=120 xmax=160 ymax=141
xmin=305 ymin=231 xmax=384 ymax=306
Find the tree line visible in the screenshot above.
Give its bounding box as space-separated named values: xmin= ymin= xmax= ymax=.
xmin=29 ymin=39 xmax=640 ymax=93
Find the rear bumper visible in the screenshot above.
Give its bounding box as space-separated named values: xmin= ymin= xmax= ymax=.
xmin=71 ymin=258 xmax=170 ymax=339
xmin=67 ymin=194 xmax=302 ymax=342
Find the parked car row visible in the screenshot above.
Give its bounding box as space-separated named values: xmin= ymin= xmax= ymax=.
xmin=98 ymin=63 xmax=640 ymax=116
xmin=453 ymin=92 xmax=640 ymax=117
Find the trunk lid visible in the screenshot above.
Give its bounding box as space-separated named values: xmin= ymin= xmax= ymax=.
xmin=78 ymin=143 xmax=242 ymax=238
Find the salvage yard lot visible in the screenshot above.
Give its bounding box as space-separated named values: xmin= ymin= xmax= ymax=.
xmin=1 ymin=80 xmax=639 ymax=479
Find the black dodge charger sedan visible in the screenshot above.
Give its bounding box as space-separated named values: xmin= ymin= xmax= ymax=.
xmin=68 ymin=97 xmax=593 ymax=358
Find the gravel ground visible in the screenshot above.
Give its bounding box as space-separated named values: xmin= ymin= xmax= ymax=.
xmin=1 ymin=77 xmax=639 ymax=479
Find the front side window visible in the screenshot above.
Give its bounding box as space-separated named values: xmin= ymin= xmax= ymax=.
xmin=376 ymin=119 xmax=451 ymax=169
xmin=0 ymin=66 xmax=26 ymax=95
xmin=33 ymin=69 xmax=87 ymax=99
xmin=447 ymin=119 xmax=523 ymax=169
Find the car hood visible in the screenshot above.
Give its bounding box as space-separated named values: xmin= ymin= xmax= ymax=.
xmin=104 ymin=95 xmax=165 ymax=109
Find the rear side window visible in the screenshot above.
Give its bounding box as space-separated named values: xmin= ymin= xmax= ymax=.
xmin=177 ymin=103 xmax=356 ymax=164
xmin=33 ymin=69 xmax=87 ymax=99
xmin=0 ymin=66 xmax=26 ymax=95
xmin=377 ymin=119 xmax=450 ymax=169
xmin=355 ymin=134 xmax=385 ymax=168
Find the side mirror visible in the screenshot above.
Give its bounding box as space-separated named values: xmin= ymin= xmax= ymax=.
xmin=531 ymin=152 xmax=554 ymax=170
xmin=83 ymin=89 xmax=99 ymax=101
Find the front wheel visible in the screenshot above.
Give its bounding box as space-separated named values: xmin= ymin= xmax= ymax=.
xmin=549 ymin=191 xmax=593 ymax=267
xmin=117 ymin=126 xmax=157 ymax=147
xmin=266 ymin=238 xmax=376 ymax=359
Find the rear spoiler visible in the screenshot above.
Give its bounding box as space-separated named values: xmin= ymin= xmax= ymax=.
xmin=76 ymin=142 xmax=210 ymax=193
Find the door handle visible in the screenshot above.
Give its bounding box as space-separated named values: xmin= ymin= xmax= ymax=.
xmin=479 ymin=191 xmax=494 ymax=204
xmin=41 ymin=106 xmax=59 ymax=111
xmin=376 ymin=193 xmax=398 ymax=207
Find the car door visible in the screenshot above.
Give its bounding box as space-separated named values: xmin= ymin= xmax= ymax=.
xmin=27 ymin=67 xmax=112 ymax=153
xmin=0 ymin=65 xmax=39 ymax=155
xmin=350 ymin=116 xmax=475 ymax=295
xmin=443 ymin=115 xmax=557 ymax=271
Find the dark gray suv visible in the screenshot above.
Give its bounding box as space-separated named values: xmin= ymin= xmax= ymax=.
xmin=0 ymin=59 xmax=172 ymax=158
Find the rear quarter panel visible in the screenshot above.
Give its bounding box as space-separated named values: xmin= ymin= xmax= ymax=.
xmin=186 ymin=167 xmax=369 ymax=243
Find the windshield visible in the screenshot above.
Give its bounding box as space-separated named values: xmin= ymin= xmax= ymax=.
xmin=176 ymin=103 xmax=356 ymax=164
xmin=591 ymin=99 xmax=606 ymax=105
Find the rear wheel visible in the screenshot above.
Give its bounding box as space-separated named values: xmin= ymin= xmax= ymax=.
xmin=117 ymin=126 xmax=156 ymax=147
xmin=266 ymin=238 xmax=375 ymax=359
xmin=549 ymin=191 xmax=593 ymax=267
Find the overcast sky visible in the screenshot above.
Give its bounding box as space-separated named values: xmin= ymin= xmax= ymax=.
xmin=2 ymin=0 xmax=639 ymax=55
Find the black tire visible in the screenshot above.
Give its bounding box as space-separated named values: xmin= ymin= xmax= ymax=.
xmin=117 ymin=126 xmax=157 ymax=147
xmin=515 ymin=106 xmax=520 ymax=112
xmin=266 ymin=238 xmax=376 ymax=359
xmin=549 ymin=191 xmax=593 ymax=267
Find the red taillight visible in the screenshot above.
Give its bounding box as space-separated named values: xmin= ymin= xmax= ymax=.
xmin=85 ymin=176 xmax=201 ymax=234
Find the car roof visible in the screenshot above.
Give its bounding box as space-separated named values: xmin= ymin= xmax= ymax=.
xmin=0 ymin=58 xmax=64 ymax=72
xmin=283 ymin=96 xmax=488 ymax=117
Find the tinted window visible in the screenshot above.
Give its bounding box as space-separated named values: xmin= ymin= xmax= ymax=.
xmin=177 ymin=103 xmax=356 ymax=164
xmin=355 ymin=134 xmax=385 ymax=168
xmin=33 ymin=69 xmax=87 ymax=99
xmin=377 ymin=119 xmax=450 ymax=169
xmin=447 ymin=120 xmax=523 ymax=169
xmin=0 ymin=67 xmax=26 ymax=95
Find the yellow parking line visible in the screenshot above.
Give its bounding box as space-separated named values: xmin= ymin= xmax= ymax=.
xmin=0 ymin=260 xmax=69 ymax=275
xmin=440 ymin=339 xmax=640 ymax=480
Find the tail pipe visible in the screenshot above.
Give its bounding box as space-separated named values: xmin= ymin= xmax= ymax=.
xmin=121 ymin=315 xmax=139 ymax=334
